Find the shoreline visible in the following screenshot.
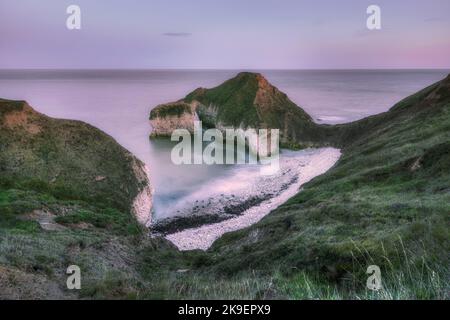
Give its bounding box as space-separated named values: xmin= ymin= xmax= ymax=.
xmin=164 ymin=147 xmax=341 ymax=251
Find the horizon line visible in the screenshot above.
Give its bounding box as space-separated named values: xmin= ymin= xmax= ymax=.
xmin=1 ymin=67 xmax=449 ymax=72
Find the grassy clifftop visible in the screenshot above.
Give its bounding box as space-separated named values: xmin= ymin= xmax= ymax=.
xmin=0 ymin=99 xmax=156 ymax=298
xmin=0 ymin=99 xmax=151 ymax=215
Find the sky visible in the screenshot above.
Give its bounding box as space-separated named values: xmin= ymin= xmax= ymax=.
xmin=0 ymin=0 xmax=449 ymax=69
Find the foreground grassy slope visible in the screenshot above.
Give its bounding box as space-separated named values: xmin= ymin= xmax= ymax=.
xmin=202 ymin=75 xmax=450 ymax=297
xmin=0 ymin=99 xmax=155 ymax=298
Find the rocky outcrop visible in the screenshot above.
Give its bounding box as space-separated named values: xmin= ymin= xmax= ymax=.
xmin=149 ymin=101 xmax=198 ymax=137
xmin=149 ymin=72 xmax=330 ymax=147
xmin=0 ymin=98 xmax=152 ymax=225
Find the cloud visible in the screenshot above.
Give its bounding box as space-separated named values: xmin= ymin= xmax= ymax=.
xmin=162 ymin=32 xmax=192 ymax=37
xmin=423 ymin=17 xmax=445 ymax=23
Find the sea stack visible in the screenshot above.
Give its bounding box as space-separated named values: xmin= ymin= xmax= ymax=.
xmin=150 ymin=101 xmax=199 ymax=137
xmin=149 ymin=72 xmax=329 ymax=148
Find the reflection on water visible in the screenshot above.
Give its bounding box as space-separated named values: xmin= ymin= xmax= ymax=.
xmin=149 ymin=137 xmax=231 ymax=220
xmin=149 ymin=134 xmax=261 ymax=220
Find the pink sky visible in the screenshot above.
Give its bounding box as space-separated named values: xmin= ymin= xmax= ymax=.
xmin=0 ymin=0 xmax=449 ymax=69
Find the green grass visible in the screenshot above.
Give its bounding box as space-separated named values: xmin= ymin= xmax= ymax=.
xmin=0 ymin=189 xmax=46 ymax=233
xmin=55 ymin=208 xmax=142 ymax=236
xmin=0 ymin=185 xmax=149 ymax=299
xmin=77 ymin=236 xmax=448 ymax=300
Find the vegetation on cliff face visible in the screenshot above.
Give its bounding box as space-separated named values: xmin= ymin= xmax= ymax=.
xmin=1 ymin=74 xmax=449 ymax=299
xmin=0 ymin=99 xmax=151 ymax=214
xmin=0 ymin=99 xmax=154 ymax=298
xmin=153 ymin=72 xmax=332 ymax=147
xmin=148 ymin=73 xmax=449 ymax=299
xmin=149 ymin=102 xmax=192 ymax=120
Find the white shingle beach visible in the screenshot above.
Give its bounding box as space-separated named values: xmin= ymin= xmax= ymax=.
xmin=165 ymin=147 xmax=341 ymax=251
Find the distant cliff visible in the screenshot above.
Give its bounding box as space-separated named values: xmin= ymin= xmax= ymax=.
xmin=0 ymin=99 xmax=152 ymax=225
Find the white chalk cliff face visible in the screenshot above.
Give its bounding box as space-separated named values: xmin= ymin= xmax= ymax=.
xmin=150 ymin=102 xmax=199 ymax=137
xmin=130 ymin=159 xmax=153 ymax=226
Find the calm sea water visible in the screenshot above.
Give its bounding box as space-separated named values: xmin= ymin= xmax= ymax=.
xmin=0 ymin=69 xmax=448 ymax=219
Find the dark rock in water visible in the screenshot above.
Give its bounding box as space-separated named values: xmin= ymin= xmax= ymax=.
xmin=0 ymin=98 xmax=152 ymax=225
xmin=151 ymin=214 xmax=228 ymax=235
xmin=223 ymin=196 xmax=267 ymax=215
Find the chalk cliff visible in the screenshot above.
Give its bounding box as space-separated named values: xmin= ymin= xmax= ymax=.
xmin=150 ymin=101 xmax=199 ymax=137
